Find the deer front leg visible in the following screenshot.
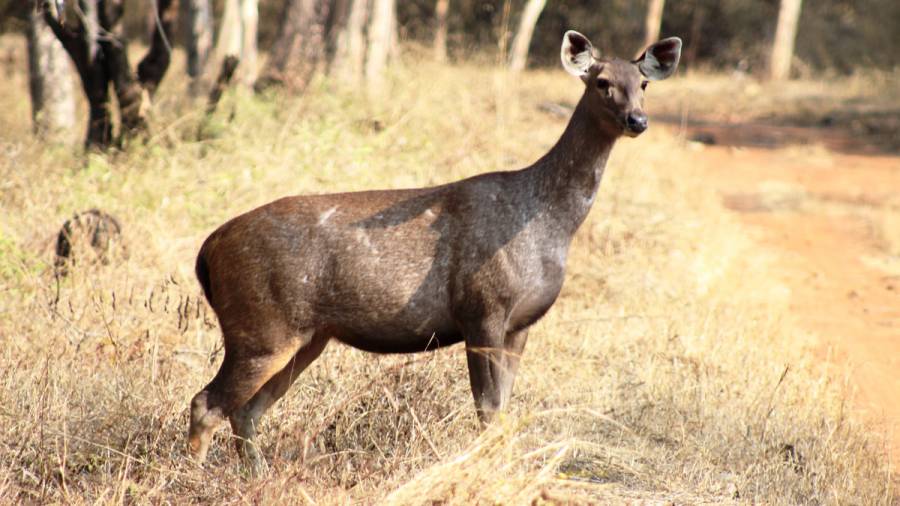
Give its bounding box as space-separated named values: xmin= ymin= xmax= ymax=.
xmin=465 ymin=324 xmax=529 ymax=425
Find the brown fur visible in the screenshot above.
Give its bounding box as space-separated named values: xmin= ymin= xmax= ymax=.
xmin=188 ymin=30 xmax=681 ymax=474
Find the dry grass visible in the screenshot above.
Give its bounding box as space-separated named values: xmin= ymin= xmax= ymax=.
xmin=0 ymin=39 xmax=896 ymax=504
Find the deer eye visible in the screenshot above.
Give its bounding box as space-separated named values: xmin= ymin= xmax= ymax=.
xmin=596 ymin=78 xmax=610 ymax=91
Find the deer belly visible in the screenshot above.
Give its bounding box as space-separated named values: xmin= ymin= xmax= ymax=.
xmin=319 ymin=249 xmax=459 ymax=352
xmin=335 ymin=326 xmax=464 ymax=354
xmin=325 ymin=289 xmax=461 ymax=353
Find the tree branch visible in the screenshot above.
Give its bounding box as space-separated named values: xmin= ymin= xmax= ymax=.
xmin=41 ymin=0 xmax=88 ymax=75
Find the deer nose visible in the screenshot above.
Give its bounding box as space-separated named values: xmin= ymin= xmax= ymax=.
xmin=626 ymin=112 xmax=648 ymax=133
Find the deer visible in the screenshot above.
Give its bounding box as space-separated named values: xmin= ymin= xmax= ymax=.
xmin=188 ymin=30 xmax=681 ymax=475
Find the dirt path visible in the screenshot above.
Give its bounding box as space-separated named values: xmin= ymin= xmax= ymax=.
xmin=683 ymin=133 xmax=900 ymax=464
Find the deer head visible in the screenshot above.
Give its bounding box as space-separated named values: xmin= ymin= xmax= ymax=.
xmin=561 ymin=30 xmax=681 ymax=137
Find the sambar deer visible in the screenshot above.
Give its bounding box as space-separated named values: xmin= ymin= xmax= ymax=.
xmin=189 ymin=30 xmax=681 ymax=474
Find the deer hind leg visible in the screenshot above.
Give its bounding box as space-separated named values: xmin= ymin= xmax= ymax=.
xmin=188 ymin=323 xmax=306 ymax=467
xmin=465 ymin=323 xmax=530 ymax=425
xmin=228 ymin=330 xmax=329 ymax=475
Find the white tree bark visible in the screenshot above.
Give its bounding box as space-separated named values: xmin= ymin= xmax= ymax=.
xmin=643 ymin=0 xmax=665 ymax=49
xmin=333 ymin=0 xmax=369 ymax=82
xmin=239 ymin=0 xmax=259 ymax=87
xmin=257 ymin=0 xmax=331 ymax=92
xmin=433 ymin=0 xmax=450 ymax=62
xmin=508 ymin=0 xmax=546 ymax=72
xmin=26 ymin=4 xmax=75 ymax=139
xmin=183 ymin=0 xmax=213 ymax=94
xmin=770 ymin=0 xmax=803 ymax=80
xmin=365 ymin=0 xmax=395 ymax=94
xmin=389 ymin=2 xmax=399 ymax=62
xmin=216 ymin=0 xmax=243 ymax=59
xmin=213 ymin=0 xmax=259 ymax=88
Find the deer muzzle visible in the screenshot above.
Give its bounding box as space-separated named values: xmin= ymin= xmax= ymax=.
xmin=625 ymin=111 xmax=648 ymax=136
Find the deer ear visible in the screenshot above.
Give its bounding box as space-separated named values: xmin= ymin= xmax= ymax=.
xmin=637 ymin=37 xmax=682 ymax=81
xmin=561 ymin=30 xmax=595 ymax=78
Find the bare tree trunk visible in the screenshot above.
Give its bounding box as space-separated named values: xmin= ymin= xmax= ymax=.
xmin=432 ymin=0 xmax=449 ymax=62
xmin=325 ymin=0 xmax=350 ymax=52
xmin=215 ymin=0 xmax=242 ymax=60
xmin=331 ymin=0 xmax=368 ymax=83
xmin=770 ymin=0 xmax=803 ymax=80
xmin=365 ymin=0 xmax=394 ymax=94
xmin=239 ymin=0 xmax=258 ymax=87
xmin=347 ymin=0 xmax=369 ymax=77
xmin=642 ymin=0 xmax=665 ymax=49
xmin=103 ymin=0 xmax=176 ymax=135
xmin=43 ymin=0 xmax=112 ymax=148
xmin=388 ymin=2 xmax=399 ymax=62
xmin=100 ymin=5 xmax=147 ymax=136
xmin=43 ymin=0 xmax=176 ymax=149
xmin=182 ymin=0 xmax=212 ymax=94
xmin=682 ymin=3 xmax=705 ymax=70
xmin=212 ymin=0 xmax=258 ymax=88
xmin=256 ymin=0 xmax=331 ymax=92
xmin=508 ymin=0 xmax=545 ymax=72
xmin=27 ymin=2 xmax=75 ymax=140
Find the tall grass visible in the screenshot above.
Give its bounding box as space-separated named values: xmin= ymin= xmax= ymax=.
xmin=0 ymin=42 xmax=895 ymax=504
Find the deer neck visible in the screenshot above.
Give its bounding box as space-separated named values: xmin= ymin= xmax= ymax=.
xmin=530 ymin=92 xmax=618 ymax=234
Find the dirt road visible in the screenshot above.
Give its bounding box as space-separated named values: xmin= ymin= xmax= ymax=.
xmin=683 ymin=128 xmax=900 ymax=464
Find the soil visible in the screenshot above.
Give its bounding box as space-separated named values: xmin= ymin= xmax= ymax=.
xmin=674 ymin=123 xmax=900 ymax=464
